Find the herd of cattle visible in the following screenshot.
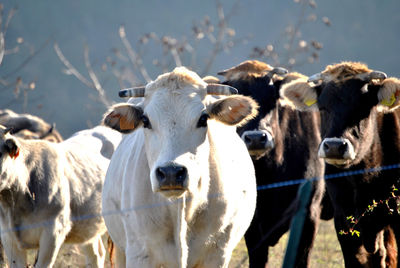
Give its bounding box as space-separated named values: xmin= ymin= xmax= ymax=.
xmin=0 ymin=60 xmax=399 ymax=267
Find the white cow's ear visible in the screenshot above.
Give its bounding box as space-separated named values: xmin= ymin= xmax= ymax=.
xmin=5 ymin=138 xmax=19 ymax=159
xmin=377 ymin=77 xmax=400 ymax=110
xmin=103 ymin=103 xmax=143 ymax=133
xmin=207 ymin=95 xmax=259 ymax=126
xmin=280 ymin=79 xmax=318 ymax=111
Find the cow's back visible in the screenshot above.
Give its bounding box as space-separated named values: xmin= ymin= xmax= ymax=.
xmin=60 ymin=126 xmax=122 ymax=243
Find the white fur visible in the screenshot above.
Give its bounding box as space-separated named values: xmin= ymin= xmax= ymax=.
xmin=0 ymin=126 xmax=122 ymax=267
xmin=103 ymin=68 xmax=257 ymax=267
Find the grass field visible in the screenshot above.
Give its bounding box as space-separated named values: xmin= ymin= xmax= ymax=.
xmin=229 ymin=219 xmax=345 ymax=268
xmin=30 ymin=219 xmax=344 ymax=267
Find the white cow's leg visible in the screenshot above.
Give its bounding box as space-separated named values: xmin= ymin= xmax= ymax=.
xmin=34 ymin=224 xmax=69 ymax=268
xmin=125 ymin=244 xmax=153 ymax=268
xmin=2 ymin=233 xmax=27 ymax=268
xmin=81 ymin=236 xmax=105 ymax=268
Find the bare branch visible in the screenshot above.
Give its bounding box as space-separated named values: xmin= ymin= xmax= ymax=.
xmin=3 ymin=7 xmax=17 ymax=37
xmin=201 ymin=2 xmax=226 ymax=76
xmin=119 ymin=25 xmax=152 ymax=83
xmin=2 ymin=37 xmax=51 ymax=80
xmin=83 ymin=44 xmax=110 ymax=106
xmin=0 ymin=32 xmax=4 ymax=66
xmin=54 ymin=42 xmax=94 ymax=89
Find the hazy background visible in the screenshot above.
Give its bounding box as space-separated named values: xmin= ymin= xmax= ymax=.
xmin=1 ymin=0 xmax=399 ymax=137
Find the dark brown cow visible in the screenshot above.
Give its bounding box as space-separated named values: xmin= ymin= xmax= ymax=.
xmin=218 ymin=60 xmax=328 ymax=268
xmin=281 ymin=61 xmax=400 ymax=267
xmin=0 ymin=109 xmax=63 ymax=142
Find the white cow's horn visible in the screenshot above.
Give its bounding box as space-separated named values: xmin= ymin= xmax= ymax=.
xmin=206 ymin=84 xmax=238 ymax=95
xmin=119 ymin=87 xmax=146 ymax=98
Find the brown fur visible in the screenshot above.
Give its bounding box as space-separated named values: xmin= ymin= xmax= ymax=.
xmin=107 ymin=235 xmax=115 ymax=268
xmin=280 ymin=78 xmax=318 ymax=111
xmin=377 ymin=77 xmax=400 ymax=109
xmin=217 ymin=60 xmax=273 ymax=80
xmin=384 ymin=226 xmax=397 ymax=268
xmin=280 ymin=72 xmax=307 ymax=84
xmin=208 ymin=95 xmax=259 ymax=127
xmin=103 ymin=103 xmax=143 ymax=133
xmin=202 ymin=75 xmax=220 ymax=84
xmin=321 ymin=61 xmax=372 ymax=82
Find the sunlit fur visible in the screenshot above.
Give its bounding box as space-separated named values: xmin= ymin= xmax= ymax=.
xmin=280 ymin=76 xmax=319 ymax=111
xmin=217 ymin=60 xmax=273 ymax=81
xmin=319 ymin=61 xmax=371 ymax=82
xmin=202 ymin=75 xmax=220 ymax=84
xmin=102 ymin=66 xmax=257 ymax=268
xmin=103 ymin=103 xmax=143 ymax=132
xmin=0 ymin=125 xmax=121 ymax=267
xmin=207 ymin=95 xmax=259 ymax=127
xmin=377 ymin=77 xmax=400 ymax=110
xmin=146 ymin=66 xmax=207 ymax=95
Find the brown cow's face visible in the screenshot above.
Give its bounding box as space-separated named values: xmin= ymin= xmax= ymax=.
xmin=281 ymin=62 xmax=400 ymax=168
xmin=316 ymin=78 xmax=379 ymax=167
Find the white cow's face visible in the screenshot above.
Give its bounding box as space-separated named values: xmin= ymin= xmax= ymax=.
xmin=103 ymin=67 xmax=258 ymax=198
xmin=142 ymin=87 xmax=210 ymax=197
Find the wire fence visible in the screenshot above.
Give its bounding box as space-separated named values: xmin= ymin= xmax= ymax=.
xmin=2 ymin=163 xmax=400 ymax=235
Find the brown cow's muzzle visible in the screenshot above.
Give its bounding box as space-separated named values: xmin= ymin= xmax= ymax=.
xmin=318 ymin=137 xmax=356 ymax=166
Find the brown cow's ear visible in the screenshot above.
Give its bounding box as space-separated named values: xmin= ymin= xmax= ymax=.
xmin=280 ymin=78 xmax=318 ymax=111
xmin=102 ymin=103 xmax=143 ymax=133
xmin=5 ymin=139 xmax=19 ymax=159
xmin=207 ymin=95 xmax=258 ymax=126
xmin=377 ymin=77 xmax=400 ymax=110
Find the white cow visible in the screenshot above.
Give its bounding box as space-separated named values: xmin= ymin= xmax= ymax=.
xmin=102 ymin=66 xmax=258 ymax=267
xmin=0 ymin=125 xmax=121 ymax=267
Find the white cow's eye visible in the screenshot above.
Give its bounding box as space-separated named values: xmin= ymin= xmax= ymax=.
xmin=141 ymin=115 xmax=152 ymax=129
xmin=197 ymin=114 xmax=209 ymax=128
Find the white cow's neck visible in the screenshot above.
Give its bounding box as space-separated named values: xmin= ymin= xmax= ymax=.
xmin=176 ymin=196 xmax=188 ymax=268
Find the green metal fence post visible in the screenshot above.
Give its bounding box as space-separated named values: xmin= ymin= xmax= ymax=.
xmin=282 ymin=179 xmax=313 ymax=268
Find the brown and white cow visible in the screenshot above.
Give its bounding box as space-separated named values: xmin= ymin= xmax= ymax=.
xmin=0 ymin=125 xmax=121 ymax=267
xmin=281 ymin=61 xmax=400 ymax=267
xmin=102 ymin=66 xmax=258 ymax=267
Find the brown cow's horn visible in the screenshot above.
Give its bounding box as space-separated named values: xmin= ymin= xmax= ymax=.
xmin=206 ymin=84 xmax=238 ymax=95
xmin=119 ymin=87 xmax=146 ymax=98
xmin=267 ymin=67 xmax=288 ymax=77
xmin=4 ymin=127 xmax=13 ymax=135
xmin=308 ymin=72 xmax=323 ymax=83
xmin=356 ymin=71 xmax=387 ymax=82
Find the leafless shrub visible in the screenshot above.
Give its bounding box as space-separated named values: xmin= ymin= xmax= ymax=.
xmin=0 ymin=4 xmax=49 ymax=111
xmin=54 ymin=0 xmax=246 ymax=107
xmin=250 ymin=0 xmax=331 ymax=70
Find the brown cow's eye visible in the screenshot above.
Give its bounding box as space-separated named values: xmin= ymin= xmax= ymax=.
xmin=141 ymin=115 xmax=152 ymax=129
xmin=197 ymin=114 xmax=209 ymax=128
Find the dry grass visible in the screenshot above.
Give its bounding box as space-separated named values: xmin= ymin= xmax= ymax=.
xmin=22 ymin=220 xmax=344 ymax=267
xmin=229 ymin=219 xmax=344 ymax=268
